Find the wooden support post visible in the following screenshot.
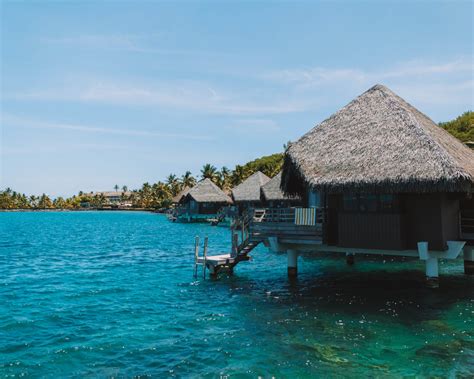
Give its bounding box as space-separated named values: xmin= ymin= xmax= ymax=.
xmin=464 ymin=245 xmax=474 ymax=275
xmin=193 ymin=236 xmax=200 ymax=278
xmin=418 ymin=241 xmax=439 ymax=288
xmin=287 ymin=250 xmax=298 ymax=278
xmin=425 ymin=257 xmax=439 ymax=288
xmin=203 ymin=236 xmax=208 ymax=279
xmin=232 ymin=233 xmax=238 ymax=258
xmin=346 ymin=253 xmax=355 ymax=266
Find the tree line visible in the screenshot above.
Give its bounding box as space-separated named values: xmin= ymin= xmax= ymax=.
xmin=2 ymin=110 xmax=471 ymax=211
xmin=0 ymin=153 xmax=284 ymax=210
xmin=439 ymin=111 xmax=473 ymax=143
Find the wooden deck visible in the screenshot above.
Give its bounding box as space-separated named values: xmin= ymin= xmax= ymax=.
xmin=193 ymin=207 xmax=325 ymax=278
xmin=197 ymin=254 xmax=235 ymax=266
xmin=252 ymin=222 xmax=323 ymax=243
xmin=250 ymin=207 xmax=324 ymax=244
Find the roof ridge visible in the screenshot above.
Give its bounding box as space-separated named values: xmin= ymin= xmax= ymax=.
xmin=377 ymin=86 xmax=472 ymax=178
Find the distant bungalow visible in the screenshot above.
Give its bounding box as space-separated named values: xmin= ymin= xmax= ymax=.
xmin=172 ymin=186 xmax=191 ymax=205
xmin=98 ymin=191 xmax=132 ymax=205
xmin=231 ymin=171 xmax=270 ymax=212
xmin=198 ymin=85 xmax=474 ymax=285
xmin=173 ymin=178 xmax=232 ymax=223
xmin=261 ymin=172 xmax=301 ymax=208
xmin=81 ymin=190 xmax=132 ymax=208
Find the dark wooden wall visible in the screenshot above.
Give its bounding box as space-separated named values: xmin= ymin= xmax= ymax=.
xmin=197 ymin=202 xmax=225 ymax=215
xmin=338 ymin=213 xmax=404 ymax=249
xmin=322 ymin=192 xmax=461 ymax=251
xmin=401 ymin=193 xmax=461 ymax=251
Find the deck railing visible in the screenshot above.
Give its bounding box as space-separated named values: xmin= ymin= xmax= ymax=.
xmin=252 ymin=207 xmax=326 ymax=225
xmin=247 ymin=207 xmax=325 ymax=243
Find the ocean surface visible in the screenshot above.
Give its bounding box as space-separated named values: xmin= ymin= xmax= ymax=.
xmin=1 ymin=211 xmax=473 ymax=378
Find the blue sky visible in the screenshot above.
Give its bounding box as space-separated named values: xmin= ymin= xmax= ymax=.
xmin=1 ymin=1 xmax=473 ymax=197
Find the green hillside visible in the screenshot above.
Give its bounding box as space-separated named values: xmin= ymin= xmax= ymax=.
xmin=439 ymin=111 xmax=473 ymax=144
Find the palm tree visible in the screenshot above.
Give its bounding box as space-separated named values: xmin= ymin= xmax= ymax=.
xmin=166 ymin=174 xmax=178 ymax=186
xmin=114 ymin=184 xmax=119 ymax=192
xmin=29 ymin=195 xmax=38 ymax=208
xmin=231 ymin=165 xmax=248 ymax=186
xmin=121 ymin=185 xmax=128 ymax=202
xmin=166 ymin=174 xmax=181 ymax=196
xmin=141 ymin=182 xmax=152 ymax=208
xmin=217 ymin=166 xmax=231 ymax=190
xmin=38 ymin=194 xmax=53 ymax=209
xmin=201 ymin=164 xmax=218 ymax=182
xmin=181 ymin=171 xmax=196 ymax=188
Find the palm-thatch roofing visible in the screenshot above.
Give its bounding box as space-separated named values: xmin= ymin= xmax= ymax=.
xmin=261 ymin=172 xmax=300 ymax=201
xmin=172 ymin=186 xmax=191 ymax=203
xmin=182 ymin=178 xmax=232 ymax=204
xmin=282 ymin=84 xmax=474 ymax=195
xmin=231 ymin=171 xmax=270 ymax=202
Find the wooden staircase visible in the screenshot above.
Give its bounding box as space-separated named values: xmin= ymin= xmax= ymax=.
xmin=194 ymin=210 xmax=263 ymax=277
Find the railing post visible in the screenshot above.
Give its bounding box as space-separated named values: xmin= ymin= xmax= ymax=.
xmin=232 ymin=233 xmax=239 ymax=258
xmin=203 ymin=236 xmax=208 ymax=278
xmin=193 ymin=236 xmax=200 ymax=278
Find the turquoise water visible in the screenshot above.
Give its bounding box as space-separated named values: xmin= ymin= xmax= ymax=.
xmin=1 ymin=211 xmax=473 ymax=377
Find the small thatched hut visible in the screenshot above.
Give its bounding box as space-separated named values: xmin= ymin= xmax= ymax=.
xmin=255 ymin=84 xmax=474 ymax=281
xmin=176 ymin=178 xmax=232 ymax=222
xmin=172 ymin=186 xmax=191 ymax=204
xmin=261 ymin=172 xmax=301 ymax=207
xmin=231 ymin=171 xmax=270 ymax=211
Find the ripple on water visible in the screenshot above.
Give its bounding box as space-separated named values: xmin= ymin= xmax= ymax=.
xmin=0 ymin=211 xmax=473 ymax=377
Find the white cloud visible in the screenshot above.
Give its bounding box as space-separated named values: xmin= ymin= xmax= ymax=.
xmin=1 ymin=114 xmax=214 ymax=141
xmin=4 ymin=58 xmax=472 ymax=118
xmin=7 ymin=81 xmax=316 ymax=115
xmin=263 ymin=58 xmax=473 ymax=86
xmin=39 ymin=33 xmax=230 ymax=57
xmin=1 ymin=143 xmax=129 ymax=156
xmin=390 ymin=80 xmax=474 ymax=106
xmin=259 ymin=58 xmax=473 ymax=115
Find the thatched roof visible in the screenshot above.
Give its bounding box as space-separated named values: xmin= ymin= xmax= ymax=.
xmin=172 ymin=186 xmax=191 ymax=203
xmin=95 ymin=191 xmax=132 ymax=197
xmin=282 ymin=84 xmax=474 ymax=195
xmin=261 ymin=172 xmax=300 ymax=201
xmin=183 ymin=178 xmax=232 ymax=204
xmin=231 ymin=171 xmax=270 ymax=202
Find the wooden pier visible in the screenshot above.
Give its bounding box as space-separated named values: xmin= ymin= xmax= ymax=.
xmin=193 ymin=207 xmax=324 ymax=278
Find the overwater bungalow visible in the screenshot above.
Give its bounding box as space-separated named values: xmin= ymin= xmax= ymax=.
xmin=231 ymin=171 xmax=270 ymax=212
xmin=261 ymin=172 xmax=301 ymax=208
xmin=174 ymin=178 xmax=232 ymax=223
xmin=172 ymin=186 xmax=191 ymax=205
xmin=197 ymin=85 xmax=474 ymax=285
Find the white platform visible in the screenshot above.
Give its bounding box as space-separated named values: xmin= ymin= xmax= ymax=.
xmin=197 ymin=254 xmax=235 ymax=266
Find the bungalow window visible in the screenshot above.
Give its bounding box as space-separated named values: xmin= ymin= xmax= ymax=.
xmin=359 ymin=194 xmax=377 ymax=212
xmin=343 ymin=194 xmax=399 ymax=212
xmin=343 ymin=194 xmax=358 ymax=211
xmin=379 ymin=194 xmax=399 ymax=211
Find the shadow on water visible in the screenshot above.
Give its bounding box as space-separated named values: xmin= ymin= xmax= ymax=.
xmin=211 ymin=263 xmax=474 ymax=326
xmin=199 ymin=263 xmax=474 ymax=377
